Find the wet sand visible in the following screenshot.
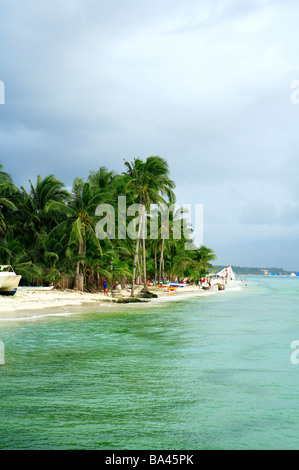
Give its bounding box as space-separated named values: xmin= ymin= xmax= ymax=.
xmin=0 ymin=282 xmax=243 ymax=322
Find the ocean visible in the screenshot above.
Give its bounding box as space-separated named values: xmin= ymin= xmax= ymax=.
xmin=1 ymin=276 xmax=299 ymax=450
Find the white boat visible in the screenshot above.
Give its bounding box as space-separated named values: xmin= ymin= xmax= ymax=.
xmin=19 ymin=286 xmax=54 ymax=291
xmin=291 ymin=273 xmax=296 ymax=277
xmin=216 ymin=265 xmax=236 ymax=280
xmin=0 ymin=265 xmax=22 ymax=296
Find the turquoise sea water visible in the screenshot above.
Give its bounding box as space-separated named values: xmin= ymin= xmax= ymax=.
xmin=1 ymin=276 xmax=299 ymax=450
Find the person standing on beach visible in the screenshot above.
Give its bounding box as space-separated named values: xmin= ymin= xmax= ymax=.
xmin=103 ymin=280 xmax=108 ymax=295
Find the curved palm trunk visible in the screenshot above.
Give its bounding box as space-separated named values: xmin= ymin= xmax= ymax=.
xmin=154 ymin=246 xmax=157 ymax=285
xmin=74 ymin=260 xmax=80 ymax=290
xmin=74 ymin=238 xmax=85 ymax=291
xmin=142 ymin=236 xmax=147 ymax=289
xmin=131 ymin=205 xmax=145 ymax=297
xmin=142 ymin=211 xmax=147 ymax=290
xmin=159 ymin=238 xmax=164 ymax=285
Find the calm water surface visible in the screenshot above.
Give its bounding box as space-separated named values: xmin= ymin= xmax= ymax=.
xmin=1 ymin=276 xmax=299 ymax=450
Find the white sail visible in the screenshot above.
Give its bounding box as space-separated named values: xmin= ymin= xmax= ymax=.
xmin=216 ymin=265 xmax=236 ymax=280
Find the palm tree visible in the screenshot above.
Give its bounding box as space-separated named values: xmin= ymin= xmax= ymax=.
xmin=0 ymin=184 xmax=16 ymax=236
xmin=150 ymin=203 xmax=189 ymax=284
xmin=0 ymin=164 xmax=17 ymax=236
xmin=88 ymin=166 xmax=116 ymax=198
xmin=46 ymin=179 xmax=103 ymax=290
xmin=0 ymin=229 xmax=41 ymax=283
xmin=0 ymin=162 xmax=219 ymax=291
xmin=124 ymin=156 xmax=175 ymax=296
xmin=0 ymin=163 xmax=13 ymax=183
xmin=18 ymin=174 xmax=70 ymax=250
xmin=190 ymin=246 xmax=217 ymax=282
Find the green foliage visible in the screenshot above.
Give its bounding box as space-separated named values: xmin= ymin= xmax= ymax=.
xmin=139 ymin=292 xmax=158 ymax=298
xmin=0 ymin=161 xmax=217 ymax=289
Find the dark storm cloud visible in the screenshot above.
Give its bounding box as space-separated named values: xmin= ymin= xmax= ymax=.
xmin=1 ymin=0 xmax=299 ymax=267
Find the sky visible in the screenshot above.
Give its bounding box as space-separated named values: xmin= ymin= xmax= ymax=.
xmin=1 ymin=0 xmax=299 ymax=270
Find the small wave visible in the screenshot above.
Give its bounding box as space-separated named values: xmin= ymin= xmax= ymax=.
xmin=0 ymin=311 xmax=82 ymax=322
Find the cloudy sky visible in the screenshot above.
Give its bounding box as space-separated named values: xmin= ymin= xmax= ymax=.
xmin=1 ymin=0 xmax=299 ymax=270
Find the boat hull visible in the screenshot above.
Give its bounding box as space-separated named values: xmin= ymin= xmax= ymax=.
xmin=19 ymin=286 xmax=54 ymax=291
xmin=0 ymin=275 xmax=22 ymax=296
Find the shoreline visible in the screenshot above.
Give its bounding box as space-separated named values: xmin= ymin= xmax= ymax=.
xmin=0 ymin=281 xmax=243 ymax=322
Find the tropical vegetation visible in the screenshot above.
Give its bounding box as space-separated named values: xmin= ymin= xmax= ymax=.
xmin=0 ymin=157 xmax=217 ymax=293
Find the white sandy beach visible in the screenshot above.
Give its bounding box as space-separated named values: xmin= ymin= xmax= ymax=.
xmin=0 ymin=281 xmax=243 ymax=321
xmin=0 ymin=285 xmax=198 ymax=314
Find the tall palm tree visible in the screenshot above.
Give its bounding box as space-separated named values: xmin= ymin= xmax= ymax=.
xmin=0 ymin=164 xmax=17 ymax=236
xmin=190 ymin=246 xmax=217 ymax=282
xmin=124 ymin=156 xmax=175 ymax=296
xmin=88 ymin=166 xmax=116 ymax=194
xmin=19 ymin=174 xmax=70 ymax=250
xmin=0 ymin=229 xmax=41 ymax=282
xmin=46 ymin=179 xmax=103 ymax=290
xmin=150 ymin=203 xmax=189 ymax=284
xmin=0 ymin=184 xmax=16 ymax=236
xmin=0 ymin=162 xmax=219 ymax=291
xmin=0 ymin=163 xmax=13 ymax=183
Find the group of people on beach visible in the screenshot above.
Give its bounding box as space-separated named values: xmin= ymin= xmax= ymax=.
xmin=199 ymin=278 xmax=211 ymax=287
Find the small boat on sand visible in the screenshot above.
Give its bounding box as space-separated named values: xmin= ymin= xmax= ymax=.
xmin=202 ymin=283 xmax=225 ymax=291
xmin=19 ymin=286 xmax=54 ymax=291
xmin=0 ymin=265 xmax=22 ymax=296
